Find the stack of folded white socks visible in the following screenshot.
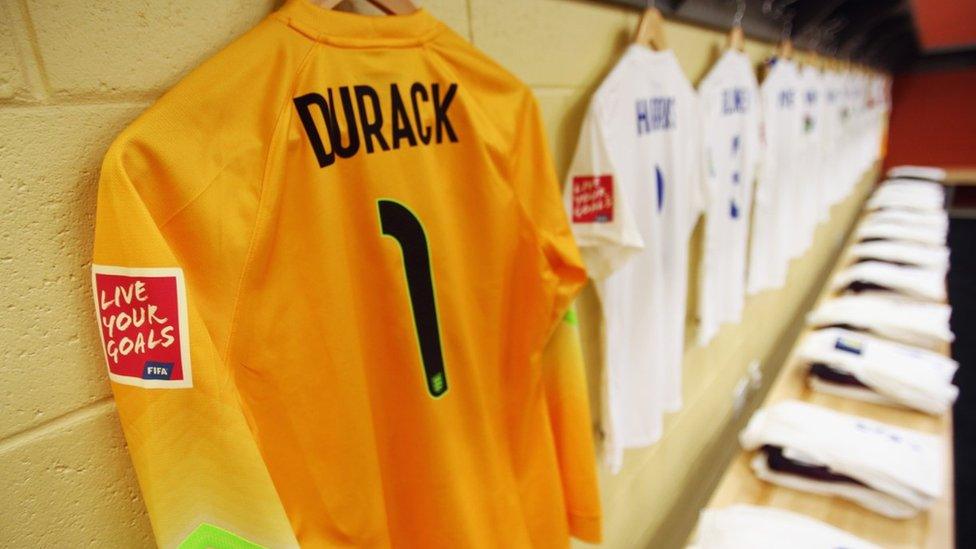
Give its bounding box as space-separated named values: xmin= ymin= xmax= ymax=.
xmin=692 ymin=505 xmax=879 ymax=549
xmin=739 ymin=400 xmax=944 ymax=519
xmin=797 ymin=328 xmax=958 ymax=414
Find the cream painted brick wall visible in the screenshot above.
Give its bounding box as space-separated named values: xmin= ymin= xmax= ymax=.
xmin=0 ymin=9 xmax=25 ymax=98
xmin=470 ymin=0 xmax=633 ymax=88
xmin=0 ymin=401 xmax=153 ymax=547
xmin=0 ymin=2 xmax=35 ymax=100
xmin=0 ymin=0 xmax=864 ymax=547
xmin=0 ymin=0 xmax=281 ymax=546
xmin=25 ymin=0 xmax=277 ymax=97
xmin=0 ymin=104 xmax=148 ymax=441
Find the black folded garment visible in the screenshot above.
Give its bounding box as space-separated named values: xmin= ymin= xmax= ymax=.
xmin=761 ymin=445 xmax=866 ymax=486
xmin=820 ymin=323 xmax=869 ymax=334
xmin=854 ymin=257 xmax=914 ymax=268
xmin=808 ymin=363 xmax=869 ymax=389
xmin=844 ymin=280 xmax=892 ymax=294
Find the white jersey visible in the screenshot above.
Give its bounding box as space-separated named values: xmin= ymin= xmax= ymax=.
xmin=829 ymin=261 xmax=947 ymax=303
xmin=837 ymin=70 xmax=861 ymax=187
xmin=740 ymin=400 xmax=944 ymax=518
xmin=564 ymin=46 xmax=704 ymax=472
xmin=807 ymin=294 xmax=953 ymax=350
xmin=696 ymin=49 xmax=761 ymax=344
xmin=692 ymin=505 xmax=879 ymax=549
xmin=748 ymin=58 xmax=802 ymax=293
xmin=798 ymin=328 xmax=958 ymax=414
xmin=849 ymin=241 xmax=949 ymax=271
xmin=819 ymin=71 xmax=848 ymax=208
xmin=794 ymin=65 xmax=824 ymax=255
xmin=887 ymin=165 xmax=947 ymax=181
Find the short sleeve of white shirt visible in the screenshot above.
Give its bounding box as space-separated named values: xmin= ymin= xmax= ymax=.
xmin=564 ymin=102 xmax=644 ymax=280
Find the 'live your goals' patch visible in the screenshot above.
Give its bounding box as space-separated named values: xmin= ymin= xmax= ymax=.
xmin=91 ymin=265 xmax=192 ymax=389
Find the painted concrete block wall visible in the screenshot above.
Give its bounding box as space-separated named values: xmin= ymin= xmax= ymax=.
xmin=0 ymin=0 xmax=872 ymax=546
xmin=0 ymin=1 xmax=279 ymax=545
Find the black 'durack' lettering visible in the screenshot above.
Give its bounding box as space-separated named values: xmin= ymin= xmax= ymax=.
xmin=294 ymin=82 xmax=459 ymax=168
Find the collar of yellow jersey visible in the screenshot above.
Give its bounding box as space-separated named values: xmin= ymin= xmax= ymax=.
xmin=275 ymin=0 xmax=444 ymax=48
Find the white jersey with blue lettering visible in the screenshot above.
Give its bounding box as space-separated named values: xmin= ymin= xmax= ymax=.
xmin=794 ymin=65 xmax=825 ymax=255
xmin=563 ymin=45 xmax=704 ymax=472
xmin=747 ymin=58 xmax=802 ymax=294
xmin=820 ymin=70 xmax=850 ymax=209
xmin=697 ymin=49 xmax=761 ymax=345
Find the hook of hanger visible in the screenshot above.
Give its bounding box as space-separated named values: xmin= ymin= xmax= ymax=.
xmin=733 ymin=0 xmax=746 ymax=27
xmin=781 ymin=11 xmax=794 ymax=41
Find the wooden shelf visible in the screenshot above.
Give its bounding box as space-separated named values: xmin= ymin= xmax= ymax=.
xmin=700 ymin=194 xmax=955 ymax=548
xmin=944 ymin=167 xmax=976 ymax=186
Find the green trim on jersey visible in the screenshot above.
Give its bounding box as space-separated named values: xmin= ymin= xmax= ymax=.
xmin=563 ymin=308 xmax=579 ymax=327
xmin=178 ymin=523 xmax=263 ymax=549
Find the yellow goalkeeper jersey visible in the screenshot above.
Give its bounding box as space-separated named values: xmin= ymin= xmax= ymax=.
xmin=91 ymin=1 xmax=601 ymax=547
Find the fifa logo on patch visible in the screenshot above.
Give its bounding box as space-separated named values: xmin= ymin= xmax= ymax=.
xmin=91 ymin=265 xmax=193 ymax=389
xmin=142 ymin=361 xmax=174 ymax=380
xmin=572 ymin=175 xmax=614 ymax=223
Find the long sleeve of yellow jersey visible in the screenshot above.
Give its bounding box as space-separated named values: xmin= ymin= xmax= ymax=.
xmin=90 ymin=17 xmax=306 ymax=549
xmin=540 ymin=309 xmax=603 ymax=543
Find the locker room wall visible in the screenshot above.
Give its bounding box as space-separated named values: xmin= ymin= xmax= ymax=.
xmin=0 ymin=0 xmax=878 ymax=546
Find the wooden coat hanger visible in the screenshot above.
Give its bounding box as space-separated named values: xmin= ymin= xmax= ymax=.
xmin=726 ymin=0 xmax=745 ymax=52
xmin=311 ymin=0 xmax=419 ymax=16
xmin=777 ymin=38 xmax=794 ymax=60
xmin=634 ymin=1 xmax=667 ymax=50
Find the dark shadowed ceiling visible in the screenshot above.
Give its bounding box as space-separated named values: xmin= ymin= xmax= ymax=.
xmin=600 ymin=0 xmax=976 ymax=72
